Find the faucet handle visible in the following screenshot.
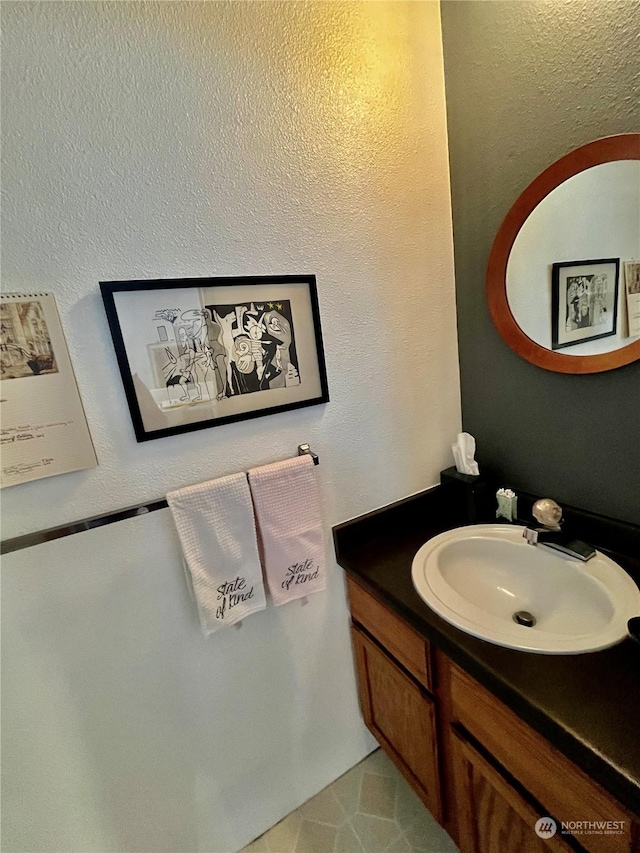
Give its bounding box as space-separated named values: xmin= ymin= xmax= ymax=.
xmin=532 ymin=498 xmax=563 ymax=531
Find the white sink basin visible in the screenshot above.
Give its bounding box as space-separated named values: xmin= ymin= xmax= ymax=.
xmin=411 ymin=524 xmax=640 ymax=654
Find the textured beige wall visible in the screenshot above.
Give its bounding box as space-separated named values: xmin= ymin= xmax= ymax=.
xmin=1 ymin=5 xmax=459 ymax=851
xmin=2 ymin=1 xmax=460 ymax=538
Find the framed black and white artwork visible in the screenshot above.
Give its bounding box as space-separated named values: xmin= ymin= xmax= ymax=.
xmin=100 ymin=275 xmax=329 ymax=441
xmin=551 ymin=258 xmax=620 ymax=351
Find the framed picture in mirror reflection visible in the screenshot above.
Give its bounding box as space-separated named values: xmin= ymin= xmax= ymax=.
xmin=551 ymin=258 xmax=620 ymax=351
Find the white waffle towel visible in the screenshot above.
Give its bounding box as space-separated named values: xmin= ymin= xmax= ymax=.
xmin=167 ymin=473 xmax=266 ymax=635
xmin=248 ymin=455 xmax=326 ymax=606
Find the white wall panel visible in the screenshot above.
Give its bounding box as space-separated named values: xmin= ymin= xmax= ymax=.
xmin=2 ymin=512 xmax=370 ymax=852
xmin=1 ymin=2 xmax=459 ymax=849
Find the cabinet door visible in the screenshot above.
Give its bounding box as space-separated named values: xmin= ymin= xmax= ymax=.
xmin=347 ymin=577 xmax=433 ymax=690
xmin=448 ymin=659 xmax=639 ymax=853
xmin=451 ymin=730 xmax=573 ymax=853
xmin=351 ymin=624 xmax=441 ymax=821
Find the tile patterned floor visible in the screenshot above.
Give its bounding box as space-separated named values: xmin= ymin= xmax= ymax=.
xmin=240 ymin=749 xmax=460 ymax=853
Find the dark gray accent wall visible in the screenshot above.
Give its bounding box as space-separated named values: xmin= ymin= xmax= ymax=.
xmin=440 ymin=1 xmax=640 ymax=525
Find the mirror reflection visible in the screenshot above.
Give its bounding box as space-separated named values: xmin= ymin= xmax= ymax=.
xmin=506 ymin=160 xmax=640 ymax=356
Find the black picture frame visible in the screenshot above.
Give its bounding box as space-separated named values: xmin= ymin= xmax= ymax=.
xmin=100 ymin=275 xmax=329 ymax=442
xmin=551 ymin=258 xmax=620 ymax=351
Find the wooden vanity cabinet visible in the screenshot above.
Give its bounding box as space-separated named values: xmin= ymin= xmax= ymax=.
xmin=351 ymin=625 xmax=442 ymax=821
xmin=446 ymin=660 xmax=638 ymax=853
xmin=348 ymin=576 xmax=432 ymax=689
xmin=450 ymin=730 xmax=573 ymax=853
xmin=348 ymin=578 xmax=441 ymax=821
xmin=346 ymin=576 xmax=640 ymax=853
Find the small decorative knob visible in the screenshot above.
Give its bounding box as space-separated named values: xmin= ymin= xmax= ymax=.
xmin=532 ymin=498 xmax=563 ymax=530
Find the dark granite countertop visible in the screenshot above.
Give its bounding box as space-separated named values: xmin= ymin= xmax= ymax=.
xmin=333 ymin=486 xmax=640 ymax=816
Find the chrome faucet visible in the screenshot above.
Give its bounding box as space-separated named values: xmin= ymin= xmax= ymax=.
xmin=523 ymin=499 xmax=596 ymax=562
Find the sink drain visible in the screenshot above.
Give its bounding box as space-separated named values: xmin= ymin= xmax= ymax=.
xmin=513 ymin=610 xmax=536 ymax=628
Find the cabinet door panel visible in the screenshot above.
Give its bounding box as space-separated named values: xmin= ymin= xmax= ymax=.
xmin=449 ymin=662 xmax=637 ymax=853
xmin=451 ymin=731 xmax=573 ymax=853
xmin=351 ymin=625 xmax=441 ymax=821
xmin=347 ymin=577 xmax=432 ymax=689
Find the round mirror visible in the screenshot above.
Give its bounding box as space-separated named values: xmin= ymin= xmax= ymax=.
xmin=487 ymin=134 xmax=640 ymax=373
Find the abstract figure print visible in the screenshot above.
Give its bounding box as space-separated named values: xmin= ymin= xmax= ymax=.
xmin=206 ymin=300 xmax=299 ymax=399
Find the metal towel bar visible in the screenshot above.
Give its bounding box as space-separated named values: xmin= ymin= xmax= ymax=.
xmin=1 ymin=444 xmax=320 ymax=554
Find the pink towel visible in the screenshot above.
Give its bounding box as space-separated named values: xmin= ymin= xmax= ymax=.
xmin=248 ymin=455 xmax=326 ymax=606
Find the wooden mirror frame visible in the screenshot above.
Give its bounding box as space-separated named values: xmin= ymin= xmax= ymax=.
xmin=486 ymin=134 xmax=640 ymax=374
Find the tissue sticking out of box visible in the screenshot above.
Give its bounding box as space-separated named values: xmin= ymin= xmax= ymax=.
xmin=452 ymin=432 xmax=479 ymax=476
